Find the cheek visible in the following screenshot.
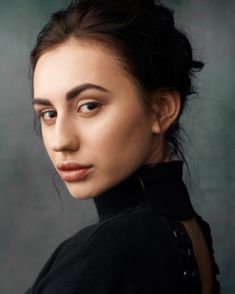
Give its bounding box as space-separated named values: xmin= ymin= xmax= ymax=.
xmin=85 ymin=106 xmax=152 ymax=165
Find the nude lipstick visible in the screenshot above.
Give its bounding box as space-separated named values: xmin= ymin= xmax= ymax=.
xmin=56 ymin=162 xmax=93 ymax=182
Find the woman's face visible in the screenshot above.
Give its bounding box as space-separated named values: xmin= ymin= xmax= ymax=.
xmin=33 ymin=39 xmax=158 ymax=199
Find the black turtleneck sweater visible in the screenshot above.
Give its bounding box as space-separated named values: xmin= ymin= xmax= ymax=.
xmin=25 ymin=160 xmax=220 ymax=294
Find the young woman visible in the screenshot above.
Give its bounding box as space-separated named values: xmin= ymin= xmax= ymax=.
xmin=26 ymin=0 xmax=220 ymax=293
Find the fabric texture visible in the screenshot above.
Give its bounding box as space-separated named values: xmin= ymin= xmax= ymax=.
xmin=25 ymin=160 xmax=220 ymax=294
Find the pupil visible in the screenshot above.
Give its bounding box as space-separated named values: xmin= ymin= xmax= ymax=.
xmin=88 ymin=103 xmax=96 ymax=110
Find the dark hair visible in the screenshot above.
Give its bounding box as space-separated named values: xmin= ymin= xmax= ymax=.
xmin=30 ymin=0 xmax=204 ymax=174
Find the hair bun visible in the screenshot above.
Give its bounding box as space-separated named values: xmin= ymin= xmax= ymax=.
xmin=127 ymin=0 xmax=174 ymax=28
xmin=127 ymin=0 xmax=157 ymax=9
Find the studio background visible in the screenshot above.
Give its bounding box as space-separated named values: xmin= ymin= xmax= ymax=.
xmin=0 ymin=1 xmax=234 ymax=293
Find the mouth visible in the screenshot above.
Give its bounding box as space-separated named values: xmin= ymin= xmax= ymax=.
xmin=57 ymin=167 xmax=93 ymax=182
xmin=56 ymin=162 xmax=94 ymax=182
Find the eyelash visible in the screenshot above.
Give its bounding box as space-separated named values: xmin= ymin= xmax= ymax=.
xmin=37 ymin=101 xmax=101 ymax=122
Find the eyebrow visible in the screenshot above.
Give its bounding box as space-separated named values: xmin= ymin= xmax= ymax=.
xmin=32 ymin=83 xmax=110 ymax=106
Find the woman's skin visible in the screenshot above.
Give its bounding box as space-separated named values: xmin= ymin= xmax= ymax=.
xmin=33 ymin=38 xmax=180 ymax=200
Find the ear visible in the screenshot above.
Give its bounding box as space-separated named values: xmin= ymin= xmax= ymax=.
xmin=150 ymin=89 xmax=181 ymax=134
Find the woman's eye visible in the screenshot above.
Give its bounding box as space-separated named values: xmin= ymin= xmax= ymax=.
xmin=36 ymin=102 xmax=100 ymax=122
xmin=79 ymin=102 xmax=101 ymax=113
xmin=38 ymin=110 xmax=57 ymax=121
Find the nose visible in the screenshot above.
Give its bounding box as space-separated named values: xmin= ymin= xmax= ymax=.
xmin=50 ymin=115 xmax=79 ymax=152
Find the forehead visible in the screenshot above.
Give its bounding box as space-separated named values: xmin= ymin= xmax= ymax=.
xmin=33 ymin=39 xmax=133 ymax=94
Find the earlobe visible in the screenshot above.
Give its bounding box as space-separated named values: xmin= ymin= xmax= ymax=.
xmin=150 ymin=89 xmax=181 ymax=135
xmin=151 ymin=118 xmax=162 ymax=134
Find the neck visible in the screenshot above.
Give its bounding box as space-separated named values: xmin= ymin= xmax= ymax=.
xmin=93 ymin=160 xmax=196 ymax=222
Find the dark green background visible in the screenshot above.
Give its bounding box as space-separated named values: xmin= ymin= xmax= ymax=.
xmin=0 ymin=1 xmax=234 ymax=293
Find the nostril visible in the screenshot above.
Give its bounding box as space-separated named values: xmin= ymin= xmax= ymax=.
xmin=52 ymin=142 xmax=79 ymax=152
xmin=51 ymin=136 xmax=80 ymax=152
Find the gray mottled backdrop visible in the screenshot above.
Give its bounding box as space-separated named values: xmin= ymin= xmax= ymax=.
xmin=0 ymin=0 xmax=234 ymax=293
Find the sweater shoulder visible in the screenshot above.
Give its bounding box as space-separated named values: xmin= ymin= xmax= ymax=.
xmin=65 ymin=205 xmax=174 ymax=259
xmin=26 ymin=208 xmax=191 ymax=294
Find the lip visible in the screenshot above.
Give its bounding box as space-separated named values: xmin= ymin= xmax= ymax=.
xmin=56 ymin=161 xmax=93 ymax=170
xmin=58 ymin=167 xmax=93 ymax=182
xmin=56 ymin=162 xmax=93 ymax=182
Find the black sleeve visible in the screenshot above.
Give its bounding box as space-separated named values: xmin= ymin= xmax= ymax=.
xmin=24 ymin=243 xmax=128 ymax=294
xmin=25 ymin=232 xmax=165 ymax=294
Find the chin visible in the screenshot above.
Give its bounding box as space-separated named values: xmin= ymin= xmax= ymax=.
xmin=67 ymin=188 xmax=94 ymax=200
xmin=64 ymin=182 xmax=98 ymax=200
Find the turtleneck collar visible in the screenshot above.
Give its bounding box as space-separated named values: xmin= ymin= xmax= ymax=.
xmin=93 ymin=160 xmax=196 ymax=221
